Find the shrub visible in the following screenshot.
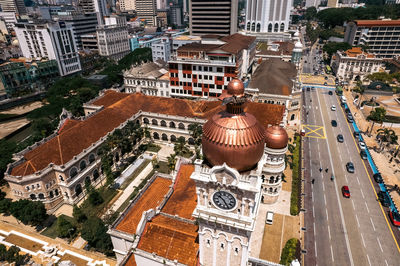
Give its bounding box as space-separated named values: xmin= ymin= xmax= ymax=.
xmin=56 ymin=216 xmax=76 ymax=238
xmin=290 ymin=135 xmax=301 ymax=216
xmin=88 ymin=190 xmax=104 ymax=206
xmin=280 ymin=238 xmax=300 ymax=266
xmin=73 ymin=205 xmax=87 ymax=223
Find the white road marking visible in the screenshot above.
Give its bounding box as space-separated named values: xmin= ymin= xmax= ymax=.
xmin=370 ymin=217 xmax=375 ymax=231
xmin=322 ymin=182 xmax=325 ymax=192
xmin=328 ymin=225 xmax=331 ymax=240
xmin=385 ymin=259 xmax=389 ymax=266
xmin=361 ymin=233 xmax=366 ymax=248
xmin=315 ymin=240 xmax=318 ymax=258
xmin=360 ymin=189 xmax=365 ymax=199
xmin=344 ymin=175 xmax=348 ymax=183
xmin=356 ymin=214 xmax=360 ymax=227
xmin=351 ymin=199 xmax=355 ymax=210
xmin=365 ymin=202 xmax=370 ymax=213
xmin=367 ymin=254 xmax=371 ymax=266
xmin=323 ymin=194 xmax=326 ymax=205
xmin=377 ymin=237 xmax=383 ymax=252
xmin=330 ymin=245 xmax=334 ymax=262
xmin=357 ymin=177 xmax=360 ymax=185
xmin=326 ymin=208 xmax=329 ymax=221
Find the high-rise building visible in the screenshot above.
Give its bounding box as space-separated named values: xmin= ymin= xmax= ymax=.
xmin=156 ymin=0 xmax=166 ymax=9
xmin=55 ymin=12 xmax=98 ymax=50
xmin=14 ymin=21 xmax=82 ymax=76
xmin=78 ymin=0 xmax=109 ymax=24
xmin=344 ymin=19 xmax=400 ymax=59
xmin=96 ymin=16 xmax=130 ymax=61
xmin=245 ymin=0 xmax=292 ymax=33
xmin=119 ymin=0 xmax=135 ymax=11
xmin=136 ymin=0 xmax=157 ymax=26
xmin=189 ymin=0 xmax=238 ymax=36
xmin=0 ymin=0 xmax=26 ymax=15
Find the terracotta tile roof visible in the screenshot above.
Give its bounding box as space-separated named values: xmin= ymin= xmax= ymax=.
xmin=162 ymin=165 xmax=196 ymax=220
xmin=344 ymin=47 xmax=375 ymax=58
xmin=219 ymin=33 xmax=256 ymax=54
xmin=137 ymin=215 xmax=199 ymax=266
xmin=124 ymin=253 xmax=137 ymax=266
xmin=177 ymin=42 xmax=220 ymax=52
xmin=58 ymin=119 xmax=82 ymax=134
xmin=355 ymin=20 xmax=400 ymax=27
xmin=115 ymin=177 xmax=172 ymax=234
xmin=10 ymin=91 xmax=284 ymax=176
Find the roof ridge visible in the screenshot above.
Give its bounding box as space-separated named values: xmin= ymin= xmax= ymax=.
xmin=151 ymin=218 xmax=197 ymax=238
xmin=57 ymin=135 xmax=64 ymax=165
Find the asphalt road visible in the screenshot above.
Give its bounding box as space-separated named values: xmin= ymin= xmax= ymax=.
xmin=302 ymin=44 xmax=323 ymax=74
xmin=303 ymin=87 xmax=400 ymax=266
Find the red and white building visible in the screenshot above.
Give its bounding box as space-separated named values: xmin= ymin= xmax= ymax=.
xmin=168 ymin=33 xmax=256 ymax=98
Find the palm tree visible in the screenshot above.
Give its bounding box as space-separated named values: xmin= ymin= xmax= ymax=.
xmin=377 ymin=128 xmax=398 ymax=151
xmin=167 ymin=153 xmax=177 ymax=171
xmin=174 ymin=137 xmax=191 ymax=157
xmin=368 ymin=107 xmax=386 ymax=135
xmin=188 ymin=123 xmax=203 ymax=145
xmin=354 ymin=82 xmax=365 ymax=108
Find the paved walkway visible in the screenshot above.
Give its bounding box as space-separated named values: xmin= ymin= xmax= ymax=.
xmin=109 ymin=162 xmax=153 ymax=212
xmin=114 ymin=153 xmax=153 ymax=186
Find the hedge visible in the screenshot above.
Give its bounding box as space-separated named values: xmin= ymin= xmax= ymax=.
xmin=290 ymin=135 xmax=301 ymax=216
xmin=280 ymin=238 xmax=300 ymax=266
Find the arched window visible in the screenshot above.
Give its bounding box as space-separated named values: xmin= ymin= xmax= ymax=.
xmin=75 ymin=184 xmax=82 ymax=196
xmin=38 ymin=193 xmax=45 ymax=200
xmin=162 ymin=133 xmax=168 ymax=141
xmin=178 ymin=123 xmax=185 ymax=130
xmin=256 ymin=23 xmax=261 ymax=32
xmin=247 ymin=22 xmax=250 ymax=31
xmin=274 ymin=23 xmax=279 ymax=32
xmin=161 ymin=120 xmax=167 ymax=127
xmin=170 ymin=135 xmax=177 ymax=142
xmin=93 ymin=169 xmax=99 ymax=180
xmin=268 ymin=24 xmax=272 ymax=32
xmin=143 ymin=118 xmax=149 ymax=124
xmin=153 ymin=132 xmax=160 ymax=139
xmin=169 ymin=121 xmax=176 ymax=128
xmin=269 ymin=176 xmax=274 ymax=184
xmin=89 ymin=153 xmax=95 ymax=164
xmin=152 ymin=119 xmax=158 ymax=125
xmin=70 ymin=167 xmax=78 ymax=179
xmin=49 ymin=191 xmax=54 ymax=198
xmin=280 ymin=23 xmax=285 ymax=32
xmin=85 ymin=176 xmax=91 ymax=187
xmin=251 ymin=22 xmax=255 ymax=31
xmin=291 ymin=114 xmax=295 ymax=120
xmin=55 ymin=189 xmax=59 ymax=196
xmin=188 ymin=138 xmax=195 ymax=145
xmin=275 ymin=176 xmax=280 ymax=182
xmin=30 ymin=194 xmax=36 ymax=200
xmin=269 ymin=187 xmax=273 ymax=193
xmin=80 ymin=160 xmax=87 ymax=171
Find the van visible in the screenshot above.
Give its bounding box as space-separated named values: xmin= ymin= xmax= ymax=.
xmin=266 ymin=211 xmax=274 ymax=225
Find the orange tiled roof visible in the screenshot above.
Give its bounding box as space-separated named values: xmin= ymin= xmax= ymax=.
xmin=344 ymin=47 xmax=375 ymax=58
xmin=124 ymin=253 xmax=137 ymax=266
xmin=138 ymin=215 xmax=199 ymax=266
xmin=10 ymin=91 xmax=284 ymax=176
xmin=355 ymin=20 xmax=400 ymax=27
xmin=162 ymin=165 xmax=196 ymax=220
xmin=58 ymin=119 xmax=82 ymax=134
xmin=115 ymin=177 xmax=172 ymax=234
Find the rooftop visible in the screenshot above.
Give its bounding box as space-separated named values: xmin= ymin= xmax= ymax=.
xmin=173 ymin=35 xmax=201 ymax=41
xmin=343 ymin=47 xmax=375 ymax=58
xmin=257 ymin=41 xmax=294 ymax=56
xmin=248 ymin=58 xmax=297 ymax=96
xmin=124 ymin=62 xmax=168 ymax=79
xmin=355 ymin=19 xmax=400 ymax=27
xmin=10 ymin=91 xmax=284 ymax=176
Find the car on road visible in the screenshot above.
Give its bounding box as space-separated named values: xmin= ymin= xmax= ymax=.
xmin=331 ymin=120 xmax=337 ymax=127
xmin=389 ymin=211 xmax=400 ymax=227
xmin=373 ymin=173 xmax=383 ymax=183
xmin=306 ymin=87 xmax=310 ymax=91
xmin=324 ymin=82 xmax=327 ymax=86
xmin=305 ymin=60 xmax=307 ymax=63
xmin=378 ymin=191 xmax=391 ymax=207
xmin=328 ymin=91 xmax=333 ymax=95
xmin=353 ymin=131 xmax=360 ymax=140
xmin=342 ymin=186 xmax=350 ymax=198
xmin=324 ymin=76 xmax=328 ymax=80
xmin=331 ymin=105 xmax=336 ymax=111
xmin=337 ymin=134 xmax=344 ymax=143
xmin=346 ymin=162 xmax=355 ymax=173
xmin=360 ymin=150 xmax=368 ymax=160
xmin=359 ymin=141 xmax=367 ymax=150
xmin=266 ymin=211 xmax=274 ymax=225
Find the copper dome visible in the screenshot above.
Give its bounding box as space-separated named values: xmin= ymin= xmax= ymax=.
xmin=265 ymin=125 xmax=288 ymax=149
xmin=227 ymin=78 xmax=245 ymax=96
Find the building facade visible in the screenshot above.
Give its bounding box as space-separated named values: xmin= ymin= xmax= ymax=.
xmin=189 ymin=0 xmax=238 ymax=35
xmin=96 ymin=16 xmax=130 ymax=61
xmin=0 ymin=0 xmax=26 ymax=15
xmin=168 ymin=34 xmax=256 ymax=98
xmin=331 ymin=47 xmax=383 ymax=83
xmin=245 ymin=0 xmax=292 ymax=33
xmin=135 ymin=0 xmax=157 ymax=26
xmin=14 ymin=21 xmax=82 ymax=76
xmin=344 ymin=20 xmax=400 ymax=59
xmin=81 ymin=33 xmax=98 ymax=52
xmin=151 ymin=37 xmax=170 ymax=62
xmin=119 ymin=0 xmax=135 ymax=11
xmin=78 ymin=0 xmax=109 ymax=24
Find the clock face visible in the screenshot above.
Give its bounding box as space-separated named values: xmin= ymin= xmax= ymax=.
xmin=212 ymin=191 xmax=236 ymax=210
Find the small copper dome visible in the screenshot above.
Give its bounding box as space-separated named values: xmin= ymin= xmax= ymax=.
xmin=227 ymin=79 xmax=244 ymax=96
xmin=202 ymin=111 xmax=265 ymax=172
xmin=265 ymin=125 xmax=289 ymax=149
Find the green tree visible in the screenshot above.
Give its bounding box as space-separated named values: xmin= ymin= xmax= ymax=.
xmin=167 ymin=153 xmax=177 ymax=171
xmin=56 ymin=216 xmax=76 ymax=238
xmin=188 ymin=123 xmax=203 ymax=145
xmin=368 ymin=107 xmax=386 ymax=134
xmin=9 ymin=200 xmax=47 ymax=226
xmin=81 ymin=217 xmax=114 ymax=255
xmin=88 ymin=190 xmax=104 ymax=206
xmin=377 ymin=128 xmax=398 ymax=150
xmin=174 ymin=137 xmax=190 ymax=157
xmin=0 ymin=244 xmax=6 ymax=261
xmin=0 ymin=199 xmax=11 ymax=214
xmin=0 ymin=140 xmax=17 ymax=181
xmin=73 ymin=205 xmax=87 ymax=223
xmin=322 ymin=42 xmax=352 ymax=59
xmin=279 ymin=238 xmax=300 ymax=266
xmin=305 ymin=7 xmax=317 ymax=21
xmin=5 ymin=246 xmax=20 ymax=262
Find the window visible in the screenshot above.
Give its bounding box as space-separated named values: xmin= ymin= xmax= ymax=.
xmin=217 ymin=67 xmax=223 ymax=72
xmin=217 ymin=85 xmax=222 ymax=89
xmin=234 ymin=247 xmax=239 ymax=255
xmin=80 ymin=160 xmax=86 ymax=171
xmin=89 ymin=154 xmax=95 ymax=164
xmin=220 ymin=243 xmax=224 ymax=250
xmin=199 ymin=75 xmax=202 ymax=79
xmin=183 ymin=73 xmax=186 ymax=78
xmin=206 ymin=239 xmax=211 ymax=247
xmin=217 ymin=76 xmax=223 ymax=81
xmin=193 ymin=66 xmax=196 ymax=70
xmin=193 ymin=74 xmax=197 ymax=79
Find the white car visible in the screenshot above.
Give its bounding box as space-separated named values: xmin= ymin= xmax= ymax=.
xmin=359 ymin=141 xmax=367 ymax=150
xmin=331 ymin=105 xmax=336 ymax=111
xmin=266 ymin=211 xmax=274 ymax=225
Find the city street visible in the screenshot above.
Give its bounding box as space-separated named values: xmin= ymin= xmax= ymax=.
xmin=302 ymin=87 xmax=400 ymax=266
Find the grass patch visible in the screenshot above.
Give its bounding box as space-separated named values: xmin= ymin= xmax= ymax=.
xmin=120 ymin=159 xmax=151 ymax=190
xmin=182 ymin=150 xmax=194 ymax=158
xmin=290 ymin=135 xmax=301 ymax=216
xmin=279 ymin=238 xmax=300 ymax=266
xmin=80 ymin=187 xmax=118 ymax=218
xmin=41 ymin=215 xmax=75 ymax=239
xmin=146 ymin=143 xmax=161 ymax=153
xmin=157 ymin=161 xmax=170 ymax=174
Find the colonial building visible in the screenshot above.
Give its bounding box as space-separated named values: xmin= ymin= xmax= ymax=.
xmin=108 ymin=79 xmax=288 ymax=265
xmin=169 ymin=33 xmax=256 ymax=98
xmin=331 ymin=47 xmax=383 ymax=83
xmin=5 ymin=88 xmax=285 ymax=213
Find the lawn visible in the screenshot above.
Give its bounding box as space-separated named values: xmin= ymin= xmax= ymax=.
xmin=146 ymin=143 xmax=161 ymax=153
xmin=120 ymin=159 xmax=151 ymax=190
xmin=156 ymin=161 xmax=170 ymax=174
xmin=80 ymin=187 xmax=118 ymax=218
xmin=41 ymin=215 xmax=75 ymax=239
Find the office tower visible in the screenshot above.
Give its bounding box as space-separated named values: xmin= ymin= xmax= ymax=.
xmin=245 ymin=0 xmax=292 ymax=33
xmin=0 ymin=0 xmax=26 ymax=15
xmin=190 ymin=0 xmax=238 ymax=35
xmin=136 ymin=0 xmax=157 ymax=26
xmin=14 ymin=21 xmax=82 ymax=76
xmin=119 ymin=0 xmax=135 ymax=11
xmin=78 ymin=0 xmax=109 ymax=24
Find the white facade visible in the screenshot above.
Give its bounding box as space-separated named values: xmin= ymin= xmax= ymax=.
xmin=151 ymin=37 xmax=170 ymax=62
xmin=96 ymin=16 xmax=130 ymax=61
xmin=119 ymin=0 xmax=135 ymax=11
xmin=0 ymin=11 xmax=17 ymax=31
xmin=245 ymin=0 xmax=292 ymax=33
xmin=14 ymin=21 xmax=81 ymax=76
xmin=305 ymin=0 xmax=320 ymax=8
xmin=156 ymin=0 xmax=166 ymax=9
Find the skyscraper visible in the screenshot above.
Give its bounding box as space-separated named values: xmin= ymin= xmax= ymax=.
xmin=245 ymin=0 xmax=292 ymax=33
xmin=189 ymin=0 xmax=238 ymax=35
xmin=135 ymin=0 xmax=157 ymax=26
xmin=0 ymin=0 xmax=26 ymax=15
xmin=78 ymin=0 xmax=109 ymax=24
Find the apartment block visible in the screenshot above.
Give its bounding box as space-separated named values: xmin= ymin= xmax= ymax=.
xmin=151 ymin=37 xmax=170 ymax=62
xmin=345 ymin=19 xmax=400 ymax=59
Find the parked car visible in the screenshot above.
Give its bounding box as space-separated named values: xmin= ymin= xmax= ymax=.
xmin=342 ymin=186 xmax=351 ymax=198
xmin=360 ymin=150 xmax=368 ymax=160
xmin=353 ymin=131 xmax=360 ymax=140
xmin=346 ymin=162 xmax=355 ymax=173
xmin=373 ymin=173 xmax=383 ymax=183
xmin=337 ymin=134 xmax=344 ymax=143
xmin=331 ymin=120 xmax=337 ymax=127
xmin=331 ymin=105 xmax=336 ymax=111
xmin=328 ymin=91 xmax=333 ymax=95
xmin=324 ymin=82 xmax=328 ymax=86
xmin=359 ymin=141 xmax=367 ymax=150
xmin=347 ymin=117 xmax=354 ymax=123
xmin=389 ymin=211 xmax=400 ymax=227
xmin=378 ymin=191 xmax=391 ymax=207
xmin=266 ymin=211 xmax=274 ymax=225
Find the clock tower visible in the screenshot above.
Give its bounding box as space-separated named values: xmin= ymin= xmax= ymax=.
xmin=191 ymin=79 xmax=266 ymax=266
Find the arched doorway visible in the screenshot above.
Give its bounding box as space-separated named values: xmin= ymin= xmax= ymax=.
xmin=268 ymin=24 xmax=272 ymax=32
xmin=75 ymin=184 xmax=82 ymax=196
xmin=274 ymin=23 xmax=279 ymax=32
xmin=162 ymin=133 xmax=168 ymax=141
xmin=170 ymin=135 xmax=177 ymax=142
xmin=153 ymin=132 xmax=160 ymax=139
xmin=256 ymin=23 xmax=261 ymax=32
xmin=290 ymin=114 xmax=295 ymax=120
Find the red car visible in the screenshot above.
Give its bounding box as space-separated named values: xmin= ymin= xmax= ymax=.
xmin=389 ymin=211 xmax=400 ymax=227
xmin=342 ymin=186 xmax=350 ymax=198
